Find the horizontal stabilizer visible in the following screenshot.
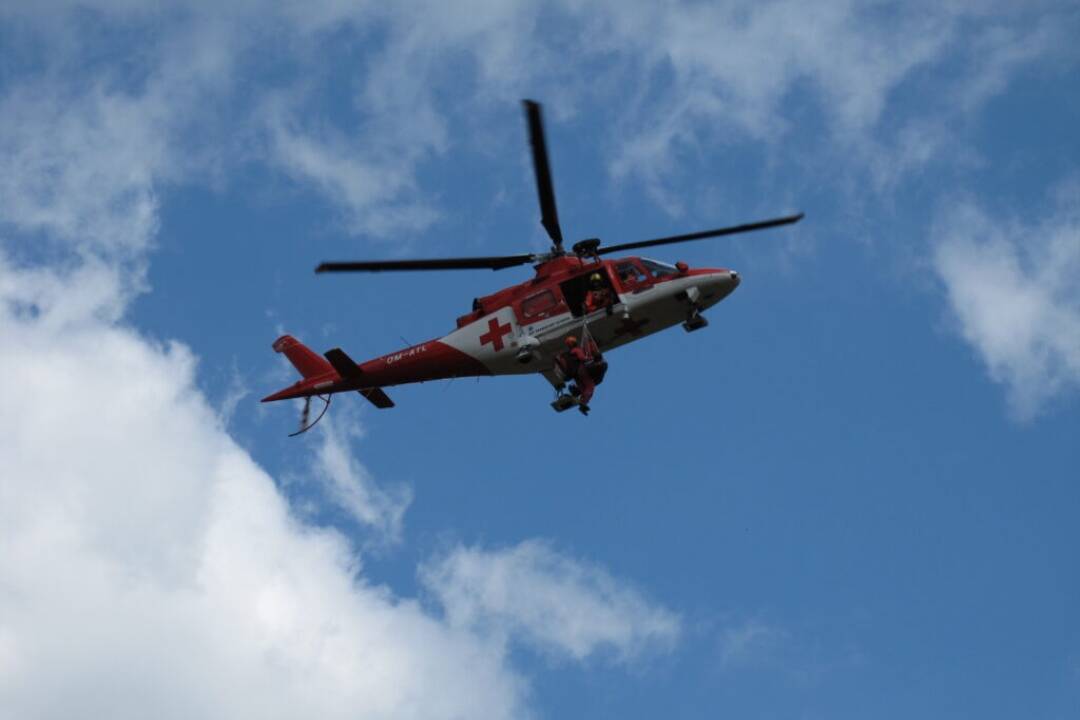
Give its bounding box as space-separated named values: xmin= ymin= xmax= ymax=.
xmin=359 ymin=387 xmax=395 ymax=409
xmin=324 ymin=348 xmax=362 ymax=378
xmin=325 ymin=348 xmax=395 ymax=408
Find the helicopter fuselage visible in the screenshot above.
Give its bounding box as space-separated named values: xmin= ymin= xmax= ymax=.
xmin=262 ymin=255 xmax=739 ymax=403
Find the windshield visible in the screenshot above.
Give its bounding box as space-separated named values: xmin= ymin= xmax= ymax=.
xmin=641 ymin=258 xmax=679 ymax=278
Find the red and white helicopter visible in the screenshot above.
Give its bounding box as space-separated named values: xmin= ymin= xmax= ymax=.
xmin=264 ymin=100 xmax=802 ymax=433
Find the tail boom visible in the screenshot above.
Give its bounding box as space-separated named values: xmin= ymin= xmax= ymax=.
xmin=262 ymin=334 xmax=490 ymax=405
xmin=262 ymin=335 xmax=362 ymax=403
xmin=260 ymin=375 xmax=350 ymax=403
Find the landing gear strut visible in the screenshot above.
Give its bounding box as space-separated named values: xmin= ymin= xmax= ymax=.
xmin=683 ymin=307 xmax=709 ymax=332
xmin=677 ymin=285 xmax=709 ymax=332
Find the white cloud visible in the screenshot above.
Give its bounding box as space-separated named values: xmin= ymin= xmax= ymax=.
xmin=311 ymin=415 xmax=413 ymax=545
xmin=264 ymin=106 xmax=442 ymax=237
xmin=1 ymin=3 xmax=1070 ymax=711
xmin=0 ymin=11 xmax=688 ymax=706
xmin=594 ymin=1 xmax=1070 ymax=202
xmin=0 ymin=247 xmax=683 ymax=715
xmin=3 ymin=1 xmax=1068 ymax=248
xmin=218 ymin=359 xmax=252 ymax=428
xmin=0 ymin=2 xmax=453 ymax=248
xmin=717 ymin=619 xmax=788 ymax=670
xmin=0 ymin=8 xmax=687 ymax=714
xmin=955 ymin=18 xmax=1062 ymax=114
xmin=714 ymin=617 xmax=865 ymax=687
xmin=932 ymin=186 xmax=1080 ymax=419
xmin=0 ymin=257 xmax=518 ymax=719
xmin=0 ymin=84 xmax=166 ymax=260
xmin=421 ymin=540 xmax=681 ymax=663
xmin=0 ymin=256 xmax=682 ymax=716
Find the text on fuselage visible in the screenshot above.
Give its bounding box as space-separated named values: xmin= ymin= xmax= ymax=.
xmin=384 ymin=344 xmax=429 ymax=365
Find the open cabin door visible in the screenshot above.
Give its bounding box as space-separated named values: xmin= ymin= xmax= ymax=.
xmin=558 ymin=266 xmax=617 ymax=317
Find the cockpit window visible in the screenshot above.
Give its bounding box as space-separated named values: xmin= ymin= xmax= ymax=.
xmin=616 ymin=262 xmax=649 ymax=286
xmin=641 ymin=259 xmax=679 ymax=278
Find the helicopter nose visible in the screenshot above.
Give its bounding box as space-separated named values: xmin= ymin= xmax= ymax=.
xmin=717 ymin=269 xmax=739 ymax=293
xmin=695 ymin=268 xmax=740 ymax=303
xmin=707 ymin=269 xmax=739 ymax=301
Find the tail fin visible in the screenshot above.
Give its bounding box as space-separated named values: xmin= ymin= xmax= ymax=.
xmin=272 ymin=335 xmax=333 ymax=379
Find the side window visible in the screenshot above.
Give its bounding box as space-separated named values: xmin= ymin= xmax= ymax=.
xmin=616 ymin=261 xmax=650 ymax=288
xmin=521 ymin=289 xmax=557 ymax=320
xmin=641 ymin=259 xmax=679 ymax=278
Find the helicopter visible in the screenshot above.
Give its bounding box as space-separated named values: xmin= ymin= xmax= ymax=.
xmin=263 ymin=100 xmax=802 ymax=433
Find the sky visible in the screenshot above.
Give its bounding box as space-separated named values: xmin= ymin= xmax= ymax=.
xmin=1 ymin=2 xmax=1079 ymax=719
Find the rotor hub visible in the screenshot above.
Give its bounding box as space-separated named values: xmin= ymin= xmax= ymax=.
xmin=571 ymin=238 xmax=602 ymax=257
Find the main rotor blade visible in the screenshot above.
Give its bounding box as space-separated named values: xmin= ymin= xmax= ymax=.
xmin=597 ymin=212 xmax=804 ymax=256
xmin=523 ymin=100 xmax=564 ymax=250
xmin=315 ymin=255 xmax=536 ymax=273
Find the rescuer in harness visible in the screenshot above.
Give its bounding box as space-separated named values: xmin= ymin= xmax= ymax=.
xmin=556 ymin=333 xmax=608 ymax=415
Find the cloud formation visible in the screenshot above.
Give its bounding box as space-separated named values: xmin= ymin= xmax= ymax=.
xmin=0 ymin=5 xmax=688 ymax=717
xmin=579 ymin=2 xmax=1066 ymax=205
xmin=0 ymin=84 xmax=167 ymax=260
xmin=932 ymin=185 xmax=1080 ymax=419
xmin=311 ymin=415 xmax=413 ymax=544
xmin=717 ymin=619 xmax=789 ymax=670
xmin=0 ymin=255 xmax=507 ymax=718
xmin=0 ymin=251 xmax=683 ymax=717
xmin=422 ymin=540 xmax=681 ymax=663
xmin=0 ymin=2 xmax=1074 ymax=715
xmin=5 ymin=1 xmax=1063 ymax=246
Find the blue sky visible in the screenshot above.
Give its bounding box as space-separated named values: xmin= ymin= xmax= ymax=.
xmin=2 ymin=3 xmax=1079 ymax=719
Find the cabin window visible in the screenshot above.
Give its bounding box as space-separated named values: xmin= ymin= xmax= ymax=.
xmin=642 ymin=258 xmax=679 ymax=278
xmin=521 ymin=289 xmax=558 ymax=319
xmin=615 ymin=261 xmax=650 ymax=289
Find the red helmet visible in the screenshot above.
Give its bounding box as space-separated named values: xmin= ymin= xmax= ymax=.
xmin=564 ymin=335 xmax=578 ymax=347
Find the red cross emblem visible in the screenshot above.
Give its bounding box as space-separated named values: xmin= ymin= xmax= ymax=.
xmin=614 ymin=316 xmax=649 ymax=338
xmin=479 ymin=317 xmax=513 ymax=352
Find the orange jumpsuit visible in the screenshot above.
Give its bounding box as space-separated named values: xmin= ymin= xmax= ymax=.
xmin=584 ymin=288 xmax=611 ymax=313
xmin=558 ymin=345 xmax=595 ymax=405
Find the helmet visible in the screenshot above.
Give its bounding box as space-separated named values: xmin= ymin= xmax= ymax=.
xmin=564 ymin=335 xmax=578 ymax=347
xmin=589 ymin=272 xmax=604 ymax=287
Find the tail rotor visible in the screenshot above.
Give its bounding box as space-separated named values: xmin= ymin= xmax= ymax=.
xmin=289 ymin=394 xmax=331 ymax=437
